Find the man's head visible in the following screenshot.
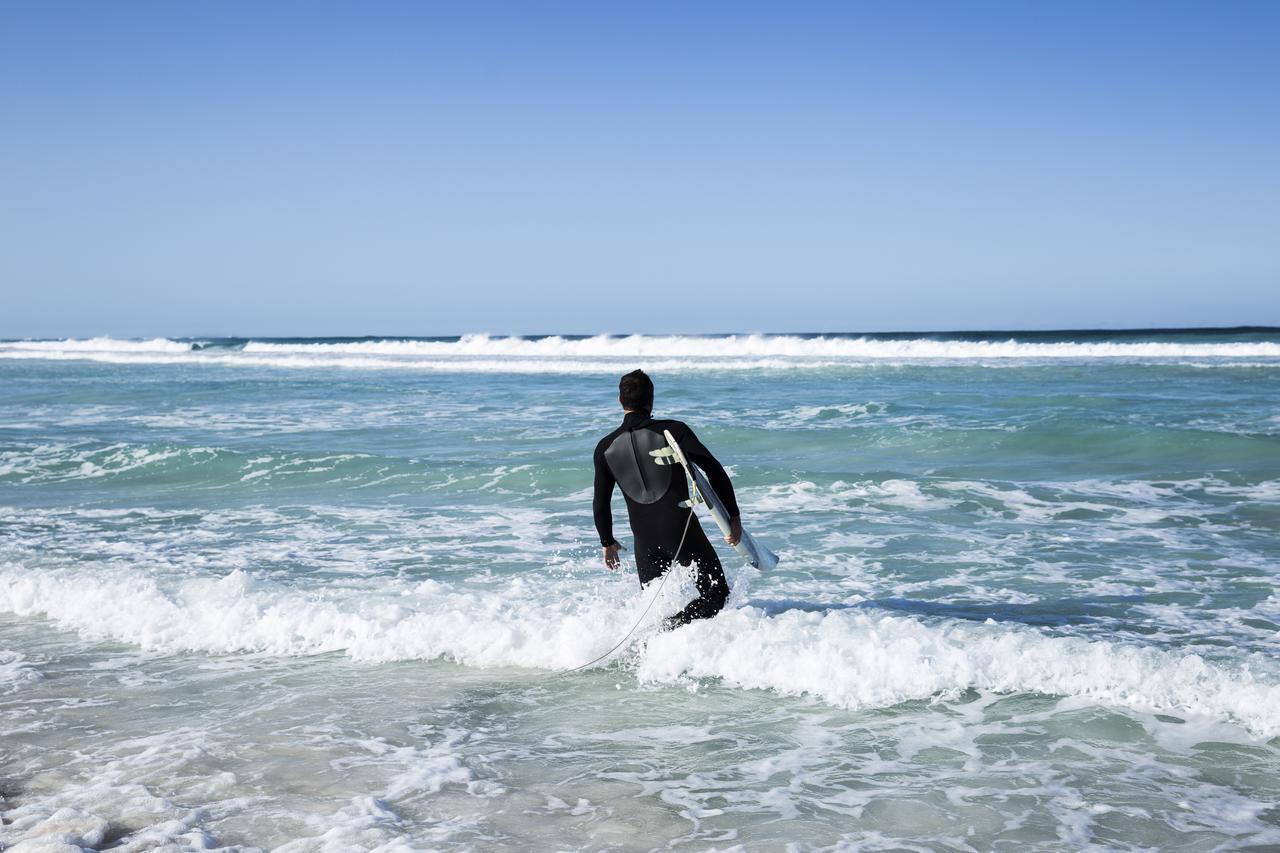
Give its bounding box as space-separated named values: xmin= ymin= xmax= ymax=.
xmin=619 ymin=369 xmax=654 ymax=412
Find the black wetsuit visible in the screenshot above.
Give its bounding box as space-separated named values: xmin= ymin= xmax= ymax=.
xmin=593 ymin=410 xmax=738 ymax=625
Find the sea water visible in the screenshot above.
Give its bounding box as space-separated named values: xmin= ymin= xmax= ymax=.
xmin=1 ymin=331 xmax=1278 ymax=851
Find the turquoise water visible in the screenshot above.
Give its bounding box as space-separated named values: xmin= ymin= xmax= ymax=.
xmin=1 ymin=332 xmax=1278 ymax=850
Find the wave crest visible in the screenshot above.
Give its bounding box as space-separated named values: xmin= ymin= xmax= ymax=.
xmin=2 ymin=334 xmax=1278 ymax=373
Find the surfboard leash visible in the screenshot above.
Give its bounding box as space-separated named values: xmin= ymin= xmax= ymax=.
xmin=551 ymin=505 xmax=697 ymax=678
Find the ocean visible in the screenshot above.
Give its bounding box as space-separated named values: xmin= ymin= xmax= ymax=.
xmin=1 ymin=330 xmax=1278 ymax=851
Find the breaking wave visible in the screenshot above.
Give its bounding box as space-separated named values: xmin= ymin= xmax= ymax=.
xmin=2 ymin=563 xmax=1277 ymax=736
xmin=1 ymin=334 xmax=1278 ymax=372
xmin=0 ymin=336 xmax=192 ymax=353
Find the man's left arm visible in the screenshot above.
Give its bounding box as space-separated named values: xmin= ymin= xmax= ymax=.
xmin=680 ymin=427 xmax=742 ymax=545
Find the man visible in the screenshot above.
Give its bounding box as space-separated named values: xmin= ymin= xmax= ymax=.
xmin=593 ymin=369 xmax=742 ymax=627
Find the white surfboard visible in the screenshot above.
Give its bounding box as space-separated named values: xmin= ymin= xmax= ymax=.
xmin=652 ymin=430 xmax=780 ymax=571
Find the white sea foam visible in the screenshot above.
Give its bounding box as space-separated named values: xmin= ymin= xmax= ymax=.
xmin=0 ymin=336 xmax=192 ymax=353
xmin=2 ymin=334 xmax=1278 ymax=372
xmin=639 ymin=607 xmax=1280 ymax=736
xmin=0 ymin=717 xmax=482 ymax=851
xmin=240 ymin=334 xmax=1280 ymax=359
xmin=0 ymin=346 xmax=833 ymax=373
xmin=765 ymin=401 xmax=887 ymax=429
xmin=0 ymin=442 xmax=221 ymax=483
xmin=0 ymin=649 xmax=42 ymax=694
xmin=2 ymin=562 xmax=1277 ymax=736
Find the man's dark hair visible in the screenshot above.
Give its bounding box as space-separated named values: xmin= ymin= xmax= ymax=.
xmin=619 ymin=369 xmax=654 ymax=411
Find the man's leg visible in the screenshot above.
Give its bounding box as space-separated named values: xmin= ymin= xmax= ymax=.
xmin=633 ymin=537 xmax=672 ymax=587
xmin=665 ymin=533 xmax=730 ymax=627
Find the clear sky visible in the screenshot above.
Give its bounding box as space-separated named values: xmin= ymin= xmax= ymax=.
xmin=2 ymin=1 xmax=1277 ymax=337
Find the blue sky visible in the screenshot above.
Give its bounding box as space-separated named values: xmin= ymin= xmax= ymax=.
xmin=2 ymin=1 xmax=1277 ymax=337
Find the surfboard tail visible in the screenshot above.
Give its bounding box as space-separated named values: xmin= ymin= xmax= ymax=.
xmin=740 ymin=533 xmax=780 ymax=571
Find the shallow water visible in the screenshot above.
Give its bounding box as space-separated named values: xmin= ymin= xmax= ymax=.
xmin=2 ymin=332 xmax=1278 ymax=850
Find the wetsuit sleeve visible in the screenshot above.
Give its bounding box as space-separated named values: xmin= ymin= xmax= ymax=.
xmin=593 ymin=442 xmax=620 ymax=547
xmin=680 ymin=426 xmax=741 ymax=520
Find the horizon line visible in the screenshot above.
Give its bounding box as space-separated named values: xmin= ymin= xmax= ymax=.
xmin=4 ymin=325 xmax=1280 ymax=344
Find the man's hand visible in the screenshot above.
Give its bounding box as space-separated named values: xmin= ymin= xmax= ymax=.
xmin=725 ymin=517 xmax=742 ymax=547
xmin=602 ymin=542 xmax=623 ymax=570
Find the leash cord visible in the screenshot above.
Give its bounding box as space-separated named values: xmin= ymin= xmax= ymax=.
xmin=553 ymin=505 xmax=697 ymax=677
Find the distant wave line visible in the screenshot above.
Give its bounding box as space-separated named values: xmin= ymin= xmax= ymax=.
xmin=2 ymin=334 xmax=1280 ymax=370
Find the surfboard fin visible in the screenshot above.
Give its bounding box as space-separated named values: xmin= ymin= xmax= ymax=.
xmin=649 ymin=447 xmax=677 ymax=465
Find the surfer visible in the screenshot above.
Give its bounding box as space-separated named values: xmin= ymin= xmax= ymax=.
xmin=593 ymin=369 xmax=741 ymax=627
